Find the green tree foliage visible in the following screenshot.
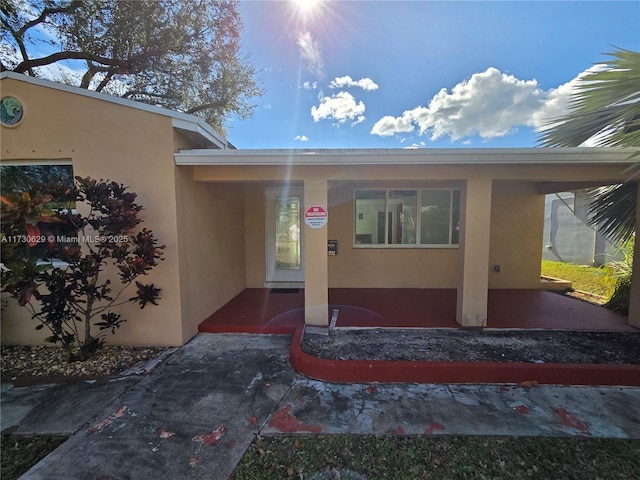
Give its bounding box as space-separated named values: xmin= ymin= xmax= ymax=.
xmin=604 ymin=238 xmax=634 ymax=314
xmin=539 ymin=48 xmax=640 ymax=244
xmin=0 ymin=0 xmax=263 ymax=134
xmin=1 ymin=176 xmax=165 ymax=361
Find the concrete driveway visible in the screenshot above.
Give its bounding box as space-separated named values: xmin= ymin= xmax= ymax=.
xmin=3 ymin=333 xmax=640 ymax=479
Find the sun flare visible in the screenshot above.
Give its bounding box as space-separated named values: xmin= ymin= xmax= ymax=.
xmin=292 ymin=0 xmax=324 ymax=18
xmin=295 ymin=0 xmax=320 ymax=13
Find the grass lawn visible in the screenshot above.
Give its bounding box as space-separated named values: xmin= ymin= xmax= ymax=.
xmin=541 ymin=259 xmax=613 ymax=298
xmin=232 ymin=435 xmax=640 ymax=480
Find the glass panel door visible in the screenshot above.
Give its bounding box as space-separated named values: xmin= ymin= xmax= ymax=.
xmin=266 ymin=188 xmax=304 ymax=283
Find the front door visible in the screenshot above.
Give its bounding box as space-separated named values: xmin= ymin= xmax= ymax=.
xmin=266 ymin=188 xmax=304 ymax=284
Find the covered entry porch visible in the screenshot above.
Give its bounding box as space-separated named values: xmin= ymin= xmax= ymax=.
xmin=198 ymin=287 xmax=635 ymax=334
xmin=176 ymin=147 xmax=640 ymax=333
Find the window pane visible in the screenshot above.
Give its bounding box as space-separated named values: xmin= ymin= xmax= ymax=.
xmin=275 ymin=195 xmax=301 ymax=270
xmin=420 ymin=190 xmax=451 ymax=245
xmin=1 ymin=165 xmax=73 ymax=196
xmin=0 ymin=165 xmax=76 ymax=262
xmin=388 ymin=190 xmax=417 ymax=245
xmin=355 ymin=190 xmax=385 ymax=244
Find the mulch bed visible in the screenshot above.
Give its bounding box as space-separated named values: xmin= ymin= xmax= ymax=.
xmin=1 ymin=345 xmax=171 ymax=381
xmin=301 ymin=329 xmax=640 ymax=364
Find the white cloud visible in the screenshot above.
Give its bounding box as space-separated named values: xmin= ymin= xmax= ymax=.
xmin=296 ymin=31 xmax=324 ymax=78
xmin=370 ymin=114 xmax=415 ymax=137
xmin=370 ymin=67 xmax=586 ymax=142
xmin=531 ymin=81 xmax=572 ymax=129
xmin=329 ymin=75 xmax=379 ymax=91
xmin=294 ymin=134 xmax=309 ymax=142
xmin=311 ymin=91 xmax=366 ymax=126
xmin=302 ymin=81 xmax=318 ymax=90
xmin=403 ymin=142 xmax=426 ymax=149
xmin=533 ymin=64 xmax=606 ymax=133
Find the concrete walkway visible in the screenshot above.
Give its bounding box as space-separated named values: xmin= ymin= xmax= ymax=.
xmin=3 ymin=333 xmax=640 ymax=480
xmin=264 ymin=380 xmax=640 ymax=438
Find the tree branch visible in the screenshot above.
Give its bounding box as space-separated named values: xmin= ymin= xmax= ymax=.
xmin=185 ymin=99 xmax=228 ymax=114
xmin=13 ymin=51 xmax=130 ymax=75
xmin=95 ymin=71 xmax=114 ymax=92
xmin=16 ymin=5 xmax=78 ymax=38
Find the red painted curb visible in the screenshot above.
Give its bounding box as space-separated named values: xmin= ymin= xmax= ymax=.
xmin=289 ymin=325 xmax=640 ymax=386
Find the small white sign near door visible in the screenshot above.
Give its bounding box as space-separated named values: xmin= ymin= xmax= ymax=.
xmin=305 ymin=205 xmax=328 ymax=229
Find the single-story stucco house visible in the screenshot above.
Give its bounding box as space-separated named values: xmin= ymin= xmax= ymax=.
xmin=1 ymin=71 xmax=639 ymax=348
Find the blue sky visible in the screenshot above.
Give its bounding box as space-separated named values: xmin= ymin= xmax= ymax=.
xmin=228 ymin=0 xmax=640 ymax=149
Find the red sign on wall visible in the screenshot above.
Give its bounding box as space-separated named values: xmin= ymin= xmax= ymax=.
xmin=305 ymin=205 xmax=328 ymax=229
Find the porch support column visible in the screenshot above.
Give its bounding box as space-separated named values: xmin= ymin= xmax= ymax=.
xmin=457 ymin=178 xmax=492 ymax=327
xmin=628 ymin=181 xmax=640 ymax=328
xmin=304 ymin=178 xmax=329 ymax=328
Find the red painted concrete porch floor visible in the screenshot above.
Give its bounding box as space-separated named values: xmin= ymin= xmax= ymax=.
xmin=198 ymin=288 xmax=639 ymax=386
xmin=198 ymin=288 xmax=634 ymax=333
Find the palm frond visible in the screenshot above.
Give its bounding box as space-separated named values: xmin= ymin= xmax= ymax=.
xmin=539 ymin=48 xmax=640 ymax=149
xmin=540 ymin=48 xmax=640 ymax=242
xmin=587 ymin=183 xmax=637 ymax=244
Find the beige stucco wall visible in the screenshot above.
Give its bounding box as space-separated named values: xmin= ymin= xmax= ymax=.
xmin=200 ymin=160 xmax=632 ymax=293
xmin=240 ymin=180 xmax=543 ymax=290
xmin=489 ymin=181 xmax=545 ymax=288
xmin=195 ymin=162 xmax=633 ymax=185
xmin=1 ymin=77 xmax=183 ymax=346
xmin=244 ymin=184 xmax=268 ymax=287
xmin=174 ymin=157 xmax=247 ymax=342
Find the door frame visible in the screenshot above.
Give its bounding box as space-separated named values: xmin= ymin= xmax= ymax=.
xmin=265 ymin=187 xmax=305 ymax=286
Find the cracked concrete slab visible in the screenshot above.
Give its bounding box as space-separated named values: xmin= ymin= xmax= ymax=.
xmin=261 ymin=380 xmax=640 ymax=438
xmin=6 ymin=333 xmax=640 ymax=480
xmin=19 ymin=334 xmax=296 ymax=480
xmin=1 ymin=378 xmax=139 ymax=435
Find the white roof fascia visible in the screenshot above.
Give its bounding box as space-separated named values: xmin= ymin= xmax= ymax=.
xmin=169 ymin=118 xmax=228 ymax=149
xmin=1 ymin=71 xmax=228 ymax=149
xmin=174 ymin=147 xmax=639 ymax=166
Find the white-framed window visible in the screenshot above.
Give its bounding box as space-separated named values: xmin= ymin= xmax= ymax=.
xmin=1 ymin=162 xmax=76 ymax=265
xmin=354 ymin=188 xmax=460 ymax=247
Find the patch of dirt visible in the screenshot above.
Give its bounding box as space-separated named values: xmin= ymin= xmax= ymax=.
xmin=301 ymin=329 xmax=640 ymax=364
xmin=556 ymin=289 xmax=607 ymax=306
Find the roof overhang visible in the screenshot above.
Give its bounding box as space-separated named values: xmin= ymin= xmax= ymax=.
xmin=170 ymin=118 xmax=233 ymax=149
xmin=174 ymin=147 xmax=638 ymax=166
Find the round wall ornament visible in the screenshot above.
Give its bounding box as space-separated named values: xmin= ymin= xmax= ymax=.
xmin=1 ymin=96 xmax=24 ymax=126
